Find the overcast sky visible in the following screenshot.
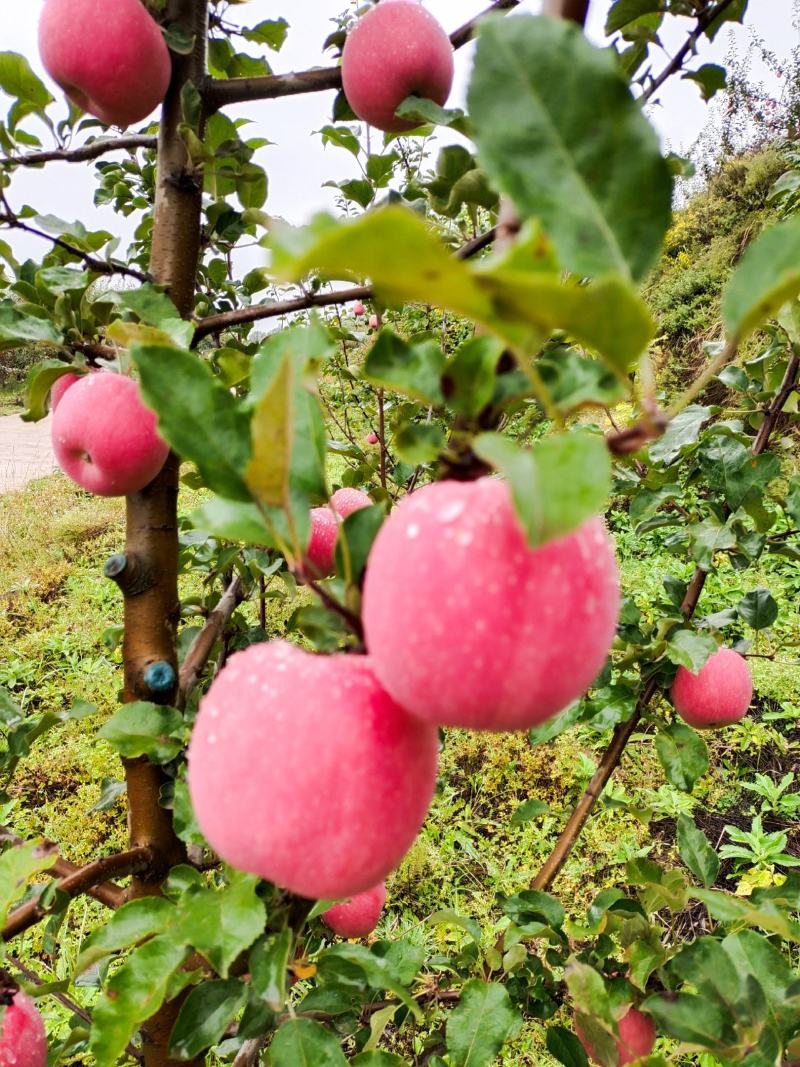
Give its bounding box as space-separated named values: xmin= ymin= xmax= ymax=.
xmin=1 ymin=0 xmax=794 ymax=265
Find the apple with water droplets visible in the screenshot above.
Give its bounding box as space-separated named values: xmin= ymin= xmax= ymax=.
xmin=322 ymin=883 xmax=386 ymax=938
xmin=51 ymin=373 xmax=169 ymax=497
xmin=188 ymin=641 xmax=438 ymax=899
xmin=39 ymin=0 xmax=172 ymax=128
xmin=0 ymin=989 xmax=48 ymax=1067
xmin=342 ymin=0 xmax=454 ymax=133
xmin=304 ymin=490 xmax=373 ymax=577
xmin=362 ymin=477 xmax=621 ymax=731
xmin=670 ymin=646 xmax=752 ymax=728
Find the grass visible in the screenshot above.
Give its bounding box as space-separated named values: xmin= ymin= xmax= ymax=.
xmin=1 ymin=464 xmax=798 ymax=1064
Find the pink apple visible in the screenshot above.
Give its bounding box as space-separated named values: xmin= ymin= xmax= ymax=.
xmin=0 ymin=990 xmax=48 ymax=1067
xmin=51 ymin=373 xmax=169 ymax=497
xmin=362 ymin=477 xmax=621 ymax=731
xmin=576 ymin=1006 xmax=657 ymax=1066
xmin=305 ymin=506 xmax=340 ymax=578
xmin=366 ymin=432 xmax=380 ymax=446
xmin=353 ymin=302 xmax=366 ymax=316
xmin=188 ymin=641 xmax=439 ymax=899
xmin=39 ymin=0 xmax=172 ymax=128
xmin=342 ymin=0 xmax=454 ymax=132
xmin=50 ymin=372 xmax=83 ymax=411
xmin=670 ymin=646 xmax=752 ymax=729
xmin=368 ymin=315 xmax=380 ymax=330
xmin=331 ymin=487 xmax=373 ymax=518
xmin=322 ymin=883 xmax=387 ymax=938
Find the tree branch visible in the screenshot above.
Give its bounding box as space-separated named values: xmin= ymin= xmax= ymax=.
xmin=0 ymin=828 xmax=124 ymax=910
xmin=178 ymin=575 xmax=245 ymax=703
xmin=641 ymin=0 xmax=743 ymax=105
xmin=204 ymin=0 xmax=520 ymax=111
xmin=531 ymin=350 xmax=800 ymax=892
xmin=2 ymin=847 xmax=154 ymax=941
xmin=0 ymin=135 xmax=156 ymax=169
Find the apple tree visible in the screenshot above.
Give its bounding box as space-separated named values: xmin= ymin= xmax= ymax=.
xmin=0 ymin=0 xmax=799 ymax=1065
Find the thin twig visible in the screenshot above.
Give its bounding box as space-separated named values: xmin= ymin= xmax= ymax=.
xmin=232 ymin=1037 xmax=266 ymax=1067
xmin=204 ymin=0 xmax=520 ymax=111
xmin=2 ymin=847 xmax=154 ymax=941
xmin=0 ymin=134 xmax=156 ymax=169
xmin=0 ymin=828 xmax=124 ymax=910
xmin=178 ymin=575 xmax=245 ymax=703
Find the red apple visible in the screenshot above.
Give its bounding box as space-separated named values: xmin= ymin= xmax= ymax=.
xmin=322 ymin=882 xmax=387 ymax=938
xmin=39 ymin=0 xmax=172 ymax=128
xmin=670 ymin=646 xmax=752 ymax=729
xmin=368 ymin=314 xmax=380 ymax=329
xmin=362 ymin=477 xmax=620 ymax=731
xmin=188 ymin=641 xmax=439 ymax=899
xmin=366 ymin=432 xmax=380 ymax=446
xmin=305 ymin=506 xmax=340 ymax=578
xmin=576 ymin=1006 xmax=657 ymax=1066
xmin=353 ymin=302 xmax=366 ymax=316
xmin=50 ymin=371 xmax=84 ymax=412
xmin=51 ymin=373 xmax=169 ymax=497
xmin=331 ymin=487 xmax=373 ymax=518
xmin=0 ymin=990 xmax=48 ymax=1067
xmin=342 ymin=0 xmax=454 ymax=132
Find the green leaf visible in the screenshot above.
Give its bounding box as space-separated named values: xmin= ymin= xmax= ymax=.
xmin=565 ymin=962 xmax=612 ymax=1020
xmin=443 ymin=336 xmax=503 ymax=418
xmin=0 ymin=52 xmax=53 ymax=111
xmin=250 ymin=929 xmax=292 ymax=1012
xmin=510 ymin=799 xmax=550 ymax=825
xmin=683 ymin=63 xmax=727 ymax=101
xmin=0 ymin=842 xmax=56 ymax=928
xmin=0 ymin=302 xmax=61 ymax=350
xmin=677 ymin=814 xmax=720 ymax=888
xmin=190 ymin=496 xmax=274 ymax=547
xmin=395 ymin=96 xmax=469 ymax=134
xmin=690 ymin=519 xmax=737 ymax=571
xmin=237 ymin=162 xmax=268 ymax=210
xmin=722 ymin=217 xmax=800 ymax=339
xmin=425 ymin=909 xmax=482 ymax=946
xmin=722 ymin=930 xmax=796 ymax=1023
xmin=468 ymin=15 xmax=671 ymax=282
xmin=474 ymin=430 xmax=611 ymax=546
xmin=335 ymin=504 xmax=385 ymax=585
xmin=242 ymin=18 xmax=289 ymax=50
xmin=786 ymin=476 xmax=800 ymax=527
xmin=649 ymin=405 xmax=710 ymax=465
xmin=538 ymin=348 xmax=625 ymax=413
xmin=168 ymin=979 xmax=247 ymax=1059
xmin=665 ymin=630 xmax=718 ymax=673
xmin=446 ymin=980 xmax=519 ymax=1067
xmin=90 ymin=936 xmax=189 ymax=1067
xmin=134 ymin=344 xmax=252 ymax=500
xmin=320 ymin=943 xmax=422 ymax=1021
xmin=737 ymin=588 xmax=778 ymax=630
xmin=352 ymin=1054 xmax=409 ymax=1067
xmin=77 ymin=897 xmax=176 ymax=973
xmin=605 ymin=0 xmax=663 ymax=34
xmin=528 ymin=702 xmax=583 ymax=746
xmin=393 ymin=422 xmax=445 ymax=465
xmin=501 ymin=890 xmax=565 ymax=929
xmin=642 ymin=991 xmax=732 ymax=1047
xmin=98 ymin=703 xmax=184 ymax=764
xmin=546 ymin=1026 xmax=590 ymax=1067
xmin=174 ymin=872 xmax=266 ymax=978
xmin=655 ymin=723 xmax=709 ymax=792
xmin=21 ymin=360 xmax=80 ymax=423
xmin=118 ymin=285 xmax=193 ymax=348
xmin=269 ymin=1018 xmax=348 ymax=1067
xmin=363 ymin=330 xmax=444 ymax=405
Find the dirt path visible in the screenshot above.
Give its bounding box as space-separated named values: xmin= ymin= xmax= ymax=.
xmin=0 ymin=414 xmax=58 ymax=492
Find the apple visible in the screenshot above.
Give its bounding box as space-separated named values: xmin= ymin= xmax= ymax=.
xmin=368 ymin=314 xmax=380 ymax=330
xmin=51 ymin=373 xmax=169 ymax=497
xmin=366 ymin=432 xmax=380 ymax=446
xmin=342 ymin=0 xmax=454 ymax=132
xmin=39 ymin=0 xmax=172 ymax=128
xmin=670 ymin=646 xmax=752 ymax=729
xmin=304 ymin=506 xmax=340 ymax=579
xmin=322 ymin=882 xmax=387 ymax=938
xmin=330 ymin=487 xmax=373 ymax=518
xmin=0 ymin=989 xmax=48 ymax=1067
xmin=50 ymin=372 xmax=83 ymax=412
xmin=576 ymin=1006 xmax=657 ymax=1066
xmin=353 ymin=302 xmax=366 ymax=316
xmin=188 ymin=641 xmax=439 ymax=899
xmin=362 ymin=477 xmax=621 ymax=731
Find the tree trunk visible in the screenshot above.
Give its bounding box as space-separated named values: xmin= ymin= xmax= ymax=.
xmin=118 ymin=1 xmax=208 ymax=1063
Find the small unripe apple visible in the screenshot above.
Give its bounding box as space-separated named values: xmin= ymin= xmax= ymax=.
xmin=670 ymin=646 xmax=752 ymax=729
xmin=51 ymin=373 xmax=169 ymax=497
xmin=366 ymin=432 xmax=380 ymax=446
xmin=362 ymin=478 xmax=620 ymax=731
xmin=331 ymin=487 xmax=373 ymax=518
xmin=50 ymin=372 xmax=83 ymax=412
xmin=342 ymin=0 xmax=454 ymax=132
xmin=188 ymin=641 xmax=439 ymax=899
xmin=353 ymin=302 xmax=366 ymax=317
xmin=322 ymin=883 xmax=387 ymax=938
xmin=39 ymin=0 xmax=172 ymax=128
xmin=0 ymin=989 xmax=48 ymax=1067
xmin=368 ymin=314 xmax=380 ymax=329
xmin=576 ymin=1006 xmax=657 ymax=1066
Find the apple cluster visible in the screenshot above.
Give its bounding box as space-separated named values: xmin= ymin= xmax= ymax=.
xmin=50 ymin=372 xmax=169 ymax=497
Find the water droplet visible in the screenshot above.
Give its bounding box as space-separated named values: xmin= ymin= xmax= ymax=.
xmin=407 ymin=523 xmax=420 ymax=539
xmin=438 ymin=500 xmax=465 ymax=523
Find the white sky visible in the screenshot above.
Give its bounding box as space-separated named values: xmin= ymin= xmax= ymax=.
xmin=1 ymin=0 xmax=794 ymax=265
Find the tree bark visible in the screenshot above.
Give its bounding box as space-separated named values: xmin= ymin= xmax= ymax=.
xmin=118 ymin=1 xmax=208 ymax=1063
